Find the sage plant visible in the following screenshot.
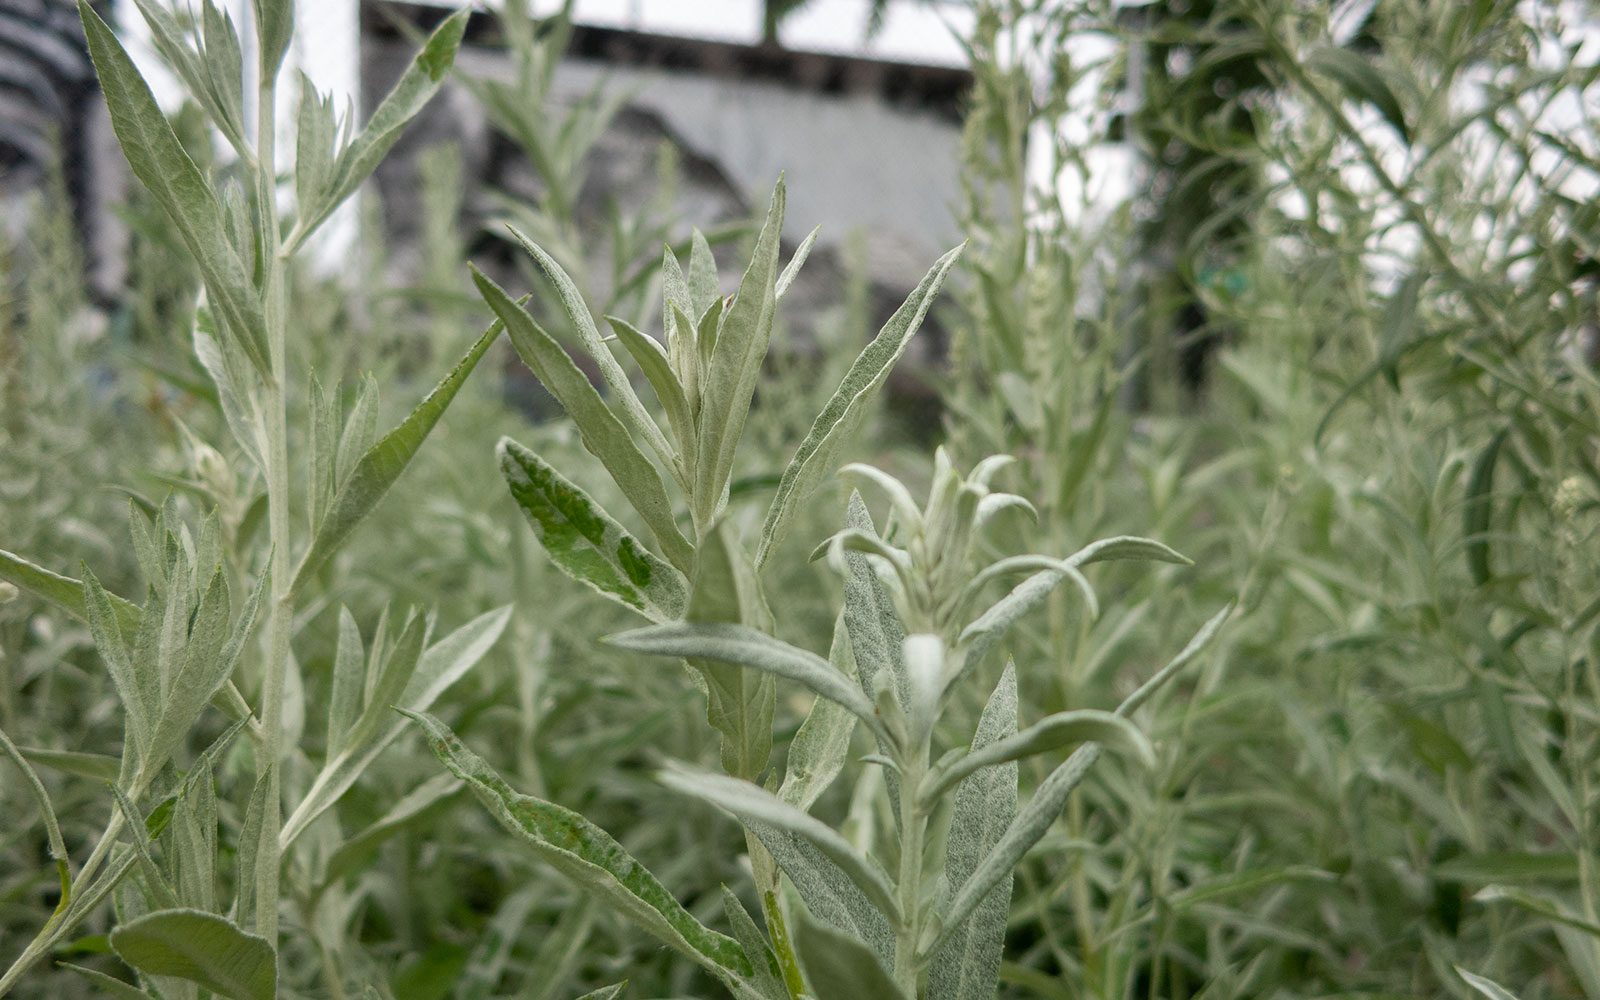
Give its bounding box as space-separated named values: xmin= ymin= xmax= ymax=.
xmin=408 ymin=182 xmax=1227 ymax=995
xmin=0 ymin=4 xmax=509 ymax=996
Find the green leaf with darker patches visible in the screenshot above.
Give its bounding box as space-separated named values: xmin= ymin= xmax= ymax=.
xmin=404 ymin=711 xmax=759 ymax=992
xmin=500 ymin=437 xmax=687 ymax=622
xmin=477 ymin=267 xmax=695 ymax=573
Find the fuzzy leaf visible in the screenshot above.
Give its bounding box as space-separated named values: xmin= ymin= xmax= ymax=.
xmin=1305 ymin=45 xmax=1411 ymax=144
xmin=500 ymin=438 xmax=687 ymax=623
xmin=477 ymin=267 xmax=695 ymax=573
xmin=79 ymin=1 xmax=269 ymax=377
xmin=793 ymin=908 xmax=907 ymax=1000
xmin=280 ymin=606 xmax=510 ymax=849
xmin=688 ymin=229 xmax=720 ymax=319
xmin=924 ymin=708 xmax=1154 ymax=802
xmin=60 ymin=963 xmax=160 ymax=999
xmin=775 ymin=225 xmax=821 ymax=301
xmin=299 ymin=8 xmax=468 ymax=239
xmin=510 ymin=229 xmax=676 ymax=470
xmin=777 ymin=610 xmax=858 ymax=812
xmin=658 ymin=762 xmax=900 ymax=921
xmin=928 ymin=665 xmax=1017 ymax=1000
xmin=756 ymin=243 xmax=963 ymax=567
xmin=291 ymin=310 xmax=503 ymax=594
xmin=252 ymin=0 xmax=293 ymax=82
xmin=406 ymin=711 xmax=757 ymax=985
xmin=110 ymin=909 xmax=275 ymax=1000
xmin=838 ymin=493 xmax=908 ymax=709
xmin=606 ymin=315 xmax=696 ymax=469
xmin=693 ymin=181 xmax=785 ymax=528
xmin=609 ymin=622 xmax=882 ymax=742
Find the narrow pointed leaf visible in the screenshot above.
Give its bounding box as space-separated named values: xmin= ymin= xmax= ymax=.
xmin=609 ymin=623 xmax=883 ymax=741
xmin=1305 ymin=45 xmax=1411 ymax=144
xmin=658 ymin=762 xmax=900 ymax=921
xmin=757 ymin=243 xmax=963 ymax=566
xmin=682 ymin=520 xmax=776 ymax=778
xmin=1456 ymin=968 xmax=1523 ymax=1000
xmin=252 ymin=0 xmax=293 ymax=83
xmin=110 ymin=909 xmax=275 ymax=1000
xmin=322 ymin=772 xmax=462 ymax=888
xmin=688 ymin=229 xmax=720 ymax=319
xmin=477 ymin=267 xmax=695 ymax=573
xmin=300 ymin=8 xmax=468 ymax=238
xmin=280 ymin=606 xmax=510 ymax=849
xmin=78 ymin=1 xmax=269 ymax=376
xmin=775 ymin=225 xmax=821 ymax=301
xmin=778 ymin=610 xmax=859 ymax=812
xmin=291 ymin=310 xmax=504 ymax=594
xmin=793 ymin=908 xmax=906 ymax=1000
xmin=60 ymin=963 xmax=160 ymax=999
xmin=405 ymin=711 xmax=756 ymax=983
xmin=694 ymin=181 xmax=785 ymax=527
xmin=606 ymin=315 xmax=696 ymax=466
xmin=926 ymin=708 xmax=1154 ymax=802
xmin=928 ymin=666 xmax=1016 ymax=1000
xmin=510 ymin=229 xmax=676 ymax=469
xmin=721 ymin=887 xmax=786 ymax=1000
xmin=500 ymin=437 xmax=687 ymax=623
xmin=1065 ymin=535 xmax=1192 ymax=568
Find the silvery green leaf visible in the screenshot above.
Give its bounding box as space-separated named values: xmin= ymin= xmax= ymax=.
xmin=924 ymin=707 xmax=1153 ymax=803
xmin=775 ymin=225 xmax=821 ymax=301
xmin=792 ymin=907 xmax=906 ymax=1000
xmin=172 ymin=757 xmax=218 ymax=912
xmin=251 ymin=0 xmax=293 ymax=84
xmin=279 ymin=606 xmax=510 ymax=849
xmin=110 ymin=909 xmax=275 ymax=1000
xmin=688 ymin=228 xmax=721 ymax=320
xmin=658 ymin=761 xmax=900 ymax=921
xmin=927 ymin=665 xmax=1017 ymax=1000
xmin=500 ymin=437 xmax=687 ymax=623
xmin=721 ymin=887 xmax=786 ymax=1000
xmin=0 ymin=724 xmax=70 ymax=898
xmin=193 ymin=304 xmax=263 ymax=470
xmin=609 ymin=622 xmax=883 ymax=743
xmin=683 ymin=521 xmax=776 ymax=779
xmin=296 ymin=74 xmax=338 ymax=211
xmin=836 ymin=464 xmax=924 ymax=537
xmin=17 ymin=745 xmax=122 ymax=782
xmin=693 ymin=181 xmax=785 ymax=529
xmin=79 ymin=1 xmax=269 ymax=377
xmin=291 ymin=309 xmax=504 ymax=594
xmin=777 ymin=609 xmax=858 ymax=813
xmin=1065 ymin=535 xmax=1192 ymax=568
xmin=930 ymin=607 xmax=1230 ymax=959
xmin=1457 ymin=967 xmax=1525 ymax=1000
xmin=126 ymin=0 xmax=248 ymax=155
xmin=336 ymin=373 xmax=379 ymax=488
xmin=959 ymin=555 xmax=1098 ymax=625
xmin=199 ymin=2 xmax=245 ymax=142
xmin=232 ymin=767 xmax=272 ymax=932
xmin=477 ymin=267 xmax=695 ymax=573
xmin=83 ymin=567 xmax=152 ymax=760
xmin=575 ymin=985 xmax=627 ymax=1000
xmin=838 ymin=493 xmax=907 ymax=711
xmin=756 ymin=243 xmax=963 ymax=568
xmin=953 ymin=565 xmax=1092 ymax=687
xmin=298 ymin=8 xmax=468 ymax=242
xmin=405 ymin=711 xmax=758 ymax=987
xmin=327 ymin=606 xmax=365 ymax=757
xmin=110 ymin=784 xmax=181 ymax=911
xmin=663 ymin=243 xmax=692 ymax=328
xmin=140 ymin=565 xmax=255 ymax=783
xmin=606 ymin=315 xmax=695 ymax=471
xmin=308 ymin=372 xmax=337 ymax=534
xmin=60 ymin=963 xmax=160 ymax=1000
xmin=509 ymin=229 xmax=676 ymax=471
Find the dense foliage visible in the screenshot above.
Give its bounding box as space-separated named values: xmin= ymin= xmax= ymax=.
xmin=1 ymin=1 xmax=1596 ymax=998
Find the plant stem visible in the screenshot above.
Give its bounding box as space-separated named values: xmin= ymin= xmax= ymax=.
xmin=894 ymin=747 xmax=930 ymax=996
xmin=254 ymin=57 xmax=291 ymax=945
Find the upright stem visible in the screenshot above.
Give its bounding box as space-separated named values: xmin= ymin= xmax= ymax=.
xmin=254 ymin=62 xmax=291 ymax=944
xmin=894 ymin=746 xmax=930 ymax=995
